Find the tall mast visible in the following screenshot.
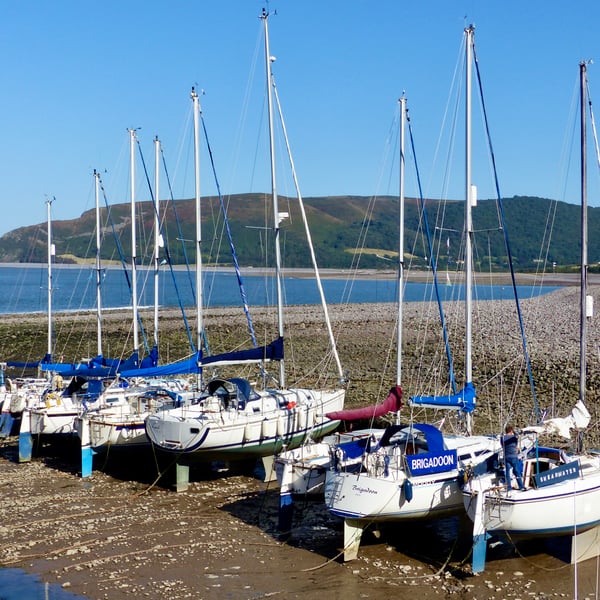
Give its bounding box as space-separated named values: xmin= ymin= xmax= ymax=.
xmin=261 ymin=8 xmax=285 ymax=387
xmin=46 ymin=197 xmax=54 ymax=361
xmin=128 ymin=128 xmax=139 ymax=358
xmin=191 ymin=88 xmax=204 ymax=363
xmin=153 ymin=136 xmax=161 ymax=350
xmin=579 ymin=61 xmax=589 ymax=407
xmin=94 ymin=170 xmax=102 ymax=357
xmin=464 ymin=26 xmax=475 ymax=435
xmin=397 ymin=96 xmax=406 ymax=388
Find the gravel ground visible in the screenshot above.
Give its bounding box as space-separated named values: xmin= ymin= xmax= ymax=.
xmin=0 ymin=438 xmax=597 ymax=600
xmin=1 ymin=283 xmax=600 ymax=598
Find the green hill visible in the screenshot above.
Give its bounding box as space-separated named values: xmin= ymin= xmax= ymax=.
xmin=0 ymin=193 xmax=590 ymax=272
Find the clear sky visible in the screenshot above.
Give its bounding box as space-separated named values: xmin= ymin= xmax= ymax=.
xmin=1 ymin=0 xmax=600 ymax=236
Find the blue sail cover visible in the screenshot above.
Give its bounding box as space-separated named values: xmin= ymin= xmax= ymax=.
xmin=8 ymin=349 xmax=145 ymax=378
xmin=201 ymin=336 xmax=284 ymax=366
xmin=18 ymin=338 xmax=282 ymax=381
xmin=39 ymin=351 xmax=142 ymax=378
xmin=141 ymin=345 xmax=159 ymax=368
xmin=7 ymin=352 xmax=54 ymax=370
xmin=120 ymin=352 xmax=202 ymax=378
xmin=409 ymin=381 xmax=476 ymax=413
xmin=118 ymin=337 xmax=284 ymax=379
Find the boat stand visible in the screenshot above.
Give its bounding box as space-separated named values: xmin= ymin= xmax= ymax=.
xmin=80 ymin=418 xmax=94 ymax=478
xmin=0 ymin=410 xmax=14 ymax=437
xmin=18 ymin=409 xmax=33 ymax=463
xmin=471 ymin=490 xmax=489 ymax=573
xmin=571 ymin=525 xmax=600 ymax=564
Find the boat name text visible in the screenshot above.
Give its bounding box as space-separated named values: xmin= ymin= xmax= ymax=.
xmin=407 ymin=450 xmax=458 ymax=476
xmin=352 ymin=484 xmax=378 ymax=495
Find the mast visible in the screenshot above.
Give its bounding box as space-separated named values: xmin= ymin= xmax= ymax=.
xmin=191 ymin=88 xmax=204 ymax=366
xmin=46 ymin=197 xmax=54 ymax=361
xmin=153 ymin=136 xmax=161 ymax=350
xmin=464 ymin=26 xmax=475 ymax=435
xmin=397 ymin=95 xmax=406 ymax=388
xmin=262 ymin=8 xmax=285 ymax=388
xmin=579 ymin=61 xmax=589 ymax=409
xmin=128 ymin=128 xmax=139 ymax=358
xmin=94 ymin=170 xmax=102 ymax=357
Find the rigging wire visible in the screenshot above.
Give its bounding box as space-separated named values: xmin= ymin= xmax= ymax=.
xmin=200 ymin=114 xmax=259 ymax=348
xmin=472 ymin=39 xmax=540 ymax=423
xmin=407 ymin=114 xmax=458 ymax=395
xmin=135 ymin=138 xmax=196 ymax=354
xmin=97 ymin=173 xmax=150 ymax=360
xmin=159 ymin=145 xmax=196 ymax=301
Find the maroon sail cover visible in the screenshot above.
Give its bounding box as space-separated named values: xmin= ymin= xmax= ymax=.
xmin=326 ymin=385 xmax=402 ymax=421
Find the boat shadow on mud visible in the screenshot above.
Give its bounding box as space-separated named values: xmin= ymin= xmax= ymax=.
xmin=0 ymin=436 xmax=576 ymax=579
xmin=0 ymin=435 xmax=170 ymax=486
xmin=219 ymin=482 xmax=577 ymax=578
xmin=0 ymin=434 xmax=262 ymax=489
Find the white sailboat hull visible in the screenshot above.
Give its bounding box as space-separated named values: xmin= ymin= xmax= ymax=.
xmin=73 ymin=384 xmax=188 ymax=452
xmin=29 ymin=395 xmax=81 ymax=436
xmin=325 ymin=467 xmax=462 ymax=520
xmin=30 ymin=409 xmax=79 ymax=435
xmin=275 ymin=441 xmax=332 ymax=495
xmin=325 ymin=434 xmax=499 ymax=522
xmin=75 ymin=414 xmax=149 ymax=450
xmin=146 ymin=387 xmax=345 ymax=462
xmin=275 ymin=429 xmax=384 ymax=496
xmin=464 ymin=455 xmax=600 ymax=537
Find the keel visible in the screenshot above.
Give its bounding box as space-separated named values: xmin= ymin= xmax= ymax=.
xmin=343 ymin=518 xmax=364 ymax=561
xmin=176 ymin=462 xmax=190 ymax=493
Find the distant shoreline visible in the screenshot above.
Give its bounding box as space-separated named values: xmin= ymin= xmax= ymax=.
xmin=0 ymin=262 xmax=586 ymax=286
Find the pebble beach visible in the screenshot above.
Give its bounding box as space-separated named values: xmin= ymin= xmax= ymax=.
xmin=1 ymin=277 xmax=600 ymax=598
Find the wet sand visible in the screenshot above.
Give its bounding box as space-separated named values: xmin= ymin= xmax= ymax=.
xmin=0 ymin=438 xmax=597 ymax=600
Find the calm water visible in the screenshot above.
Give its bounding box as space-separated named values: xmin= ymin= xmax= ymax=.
xmin=0 ymin=265 xmax=559 ymax=315
xmin=0 ymin=568 xmax=84 ymax=599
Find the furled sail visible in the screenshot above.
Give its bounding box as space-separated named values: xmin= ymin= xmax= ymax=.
xmin=325 ymin=385 xmax=402 ymax=421
xmin=409 ymin=381 xmax=476 ymax=413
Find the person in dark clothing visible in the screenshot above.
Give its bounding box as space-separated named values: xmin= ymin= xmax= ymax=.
xmin=502 ymin=425 xmax=525 ymax=491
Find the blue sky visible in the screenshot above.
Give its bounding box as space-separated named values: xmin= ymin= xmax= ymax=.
xmin=1 ymin=1 xmax=600 ymax=236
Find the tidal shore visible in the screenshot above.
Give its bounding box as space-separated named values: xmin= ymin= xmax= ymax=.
xmin=1 ymin=285 xmax=599 ymax=599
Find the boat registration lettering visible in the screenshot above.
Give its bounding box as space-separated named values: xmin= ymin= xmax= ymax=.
xmin=407 ymin=450 xmax=457 ymax=476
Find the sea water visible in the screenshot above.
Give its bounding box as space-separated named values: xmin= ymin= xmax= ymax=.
xmin=0 ymin=265 xmax=559 ymax=315
xmin=0 ymin=568 xmax=85 ymax=599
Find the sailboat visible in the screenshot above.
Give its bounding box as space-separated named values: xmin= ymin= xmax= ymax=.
xmin=144 ymin=9 xmax=346 ymax=491
xmin=462 ymin=60 xmax=600 ymax=573
xmin=1 ymin=174 xmax=157 ymax=440
xmin=73 ymin=132 xmax=197 ymax=476
xmin=17 ymin=198 xmax=87 ymax=461
xmin=274 ymin=94 xmax=415 ymax=525
xmin=19 ymin=161 xmax=146 ymax=463
xmin=323 ymin=27 xmax=502 ymax=562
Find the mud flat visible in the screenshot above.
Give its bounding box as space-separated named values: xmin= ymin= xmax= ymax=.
xmin=0 ymin=438 xmax=597 ymax=600
xmin=1 ymin=286 xmax=600 ymax=598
